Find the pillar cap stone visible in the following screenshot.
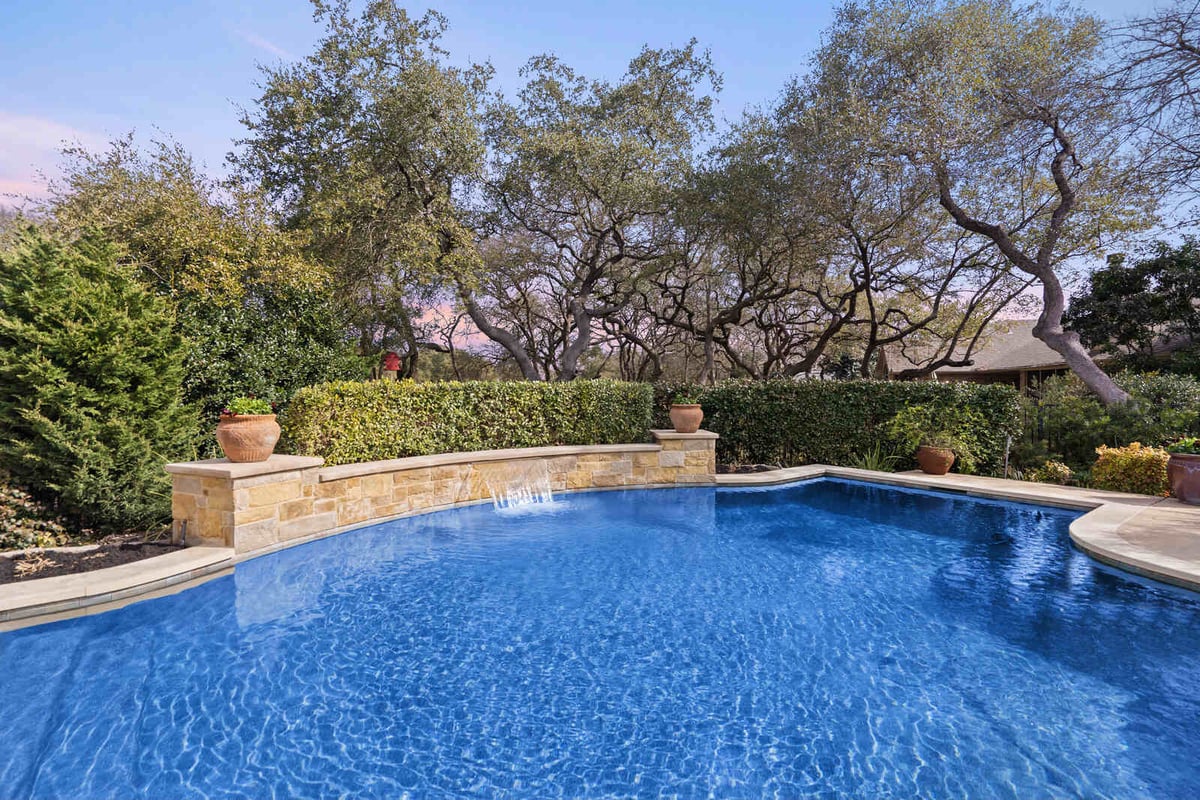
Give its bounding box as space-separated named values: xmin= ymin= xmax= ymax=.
xmin=165 ymin=455 xmax=324 ymax=479
xmin=650 ymin=429 xmax=719 ymax=441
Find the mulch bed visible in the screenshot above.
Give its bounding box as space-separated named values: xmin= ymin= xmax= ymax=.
xmin=0 ymin=538 xmax=182 ymax=585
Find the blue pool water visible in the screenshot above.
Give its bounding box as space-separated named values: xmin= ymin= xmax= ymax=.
xmin=2 ymin=478 xmax=1199 ymax=799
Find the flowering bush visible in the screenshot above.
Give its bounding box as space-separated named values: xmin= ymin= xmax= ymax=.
xmin=1090 ymin=443 xmax=1170 ymax=496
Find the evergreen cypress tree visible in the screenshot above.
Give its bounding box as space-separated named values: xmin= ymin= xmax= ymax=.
xmin=0 ymin=227 xmax=197 ymax=531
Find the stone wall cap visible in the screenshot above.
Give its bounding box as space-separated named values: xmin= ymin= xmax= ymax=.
xmin=318 ymin=443 xmax=662 ymax=482
xmin=165 ymin=455 xmax=325 ymax=479
xmin=651 ymin=429 xmax=720 ymax=441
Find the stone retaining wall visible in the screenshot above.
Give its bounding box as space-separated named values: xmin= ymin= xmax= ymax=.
xmin=166 ymin=430 xmax=718 ymax=556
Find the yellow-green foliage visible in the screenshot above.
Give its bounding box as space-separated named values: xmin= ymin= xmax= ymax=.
xmin=1091 ymin=443 xmax=1170 ymax=496
xmin=1028 ymin=460 xmax=1073 ymax=486
xmin=282 ymin=379 xmax=654 ymax=465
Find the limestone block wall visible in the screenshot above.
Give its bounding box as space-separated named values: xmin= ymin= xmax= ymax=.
xmin=166 ymin=430 xmax=718 ymax=556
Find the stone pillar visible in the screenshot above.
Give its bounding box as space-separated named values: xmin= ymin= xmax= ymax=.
xmin=165 ymin=456 xmax=325 ymax=552
xmin=650 ymin=429 xmax=718 ymax=484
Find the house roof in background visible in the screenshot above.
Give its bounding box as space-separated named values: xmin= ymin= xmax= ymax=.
xmin=933 ymin=320 xmax=1091 ymax=374
xmin=884 ymin=319 xmax=1112 ymax=376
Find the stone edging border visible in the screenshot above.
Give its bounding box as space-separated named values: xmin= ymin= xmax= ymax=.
xmin=3 ymin=463 xmax=1196 ymax=631
xmin=0 ymin=547 xmax=234 ymax=631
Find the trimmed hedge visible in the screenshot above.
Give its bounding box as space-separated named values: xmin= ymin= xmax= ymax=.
xmin=282 ymin=379 xmax=654 ymax=465
xmin=654 ymin=380 xmax=1022 ymax=475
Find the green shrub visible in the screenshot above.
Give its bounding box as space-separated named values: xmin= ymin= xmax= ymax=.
xmin=1090 ymin=443 xmax=1170 ymax=496
xmin=887 ymin=403 xmax=987 ymax=474
xmin=1168 ymin=436 xmax=1200 ymax=455
xmin=1031 ymin=372 xmax=1200 ymax=469
xmin=226 ymin=397 xmax=274 ymax=415
xmin=653 ymin=380 xmax=1021 ymax=474
xmin=0 ymin=229 xmax=196 ymax=531
xmin=180 ymin=286 xmax=371 ymax=454
xmin=282 ymin=379 xmax=654 ymax=465
xmin=846 ymin=442 xmax=902 ymax=472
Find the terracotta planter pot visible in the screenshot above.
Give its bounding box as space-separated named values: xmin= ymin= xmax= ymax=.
xmin=916 ymin=445 xmax=956 ymax=476
xmin=669 ymin=404 xmax=704 ymax=434
xmin=215 ymin=414 xmax=281 ymax=463
xmin=1167 ymin=453 xmax=1200 ymax=505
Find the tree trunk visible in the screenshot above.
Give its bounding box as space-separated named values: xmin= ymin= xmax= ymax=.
xmin=702 ymin=332 xmax=715 ymax=385
xmin=931 ymin=162 xmax=1131 ymax=405
xmin=1033 ymin=274 xmax=1130 ymax=404
xmin=557 ymin=300 xmax=592 ymax=381
xmin=459 ymin=287 xmax=542 ymax=381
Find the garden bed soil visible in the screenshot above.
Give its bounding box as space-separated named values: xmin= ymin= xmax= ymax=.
xmin=0 ymin=538 xmax=182 ymax=585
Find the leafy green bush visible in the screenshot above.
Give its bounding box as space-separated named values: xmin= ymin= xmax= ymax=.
xmin=282 ymin=379 xmax=654 ymax=465
xmin=1168 ymin=436 xmax=1200 ymax=455
xmin=226 ymin=397 xmax=274 ymax=415
xmin=1030 ymin=372 xmax=1200 ymax=469
xmin=1091 ymin=443 xmax=1170 ymax=496
xmin=887 ymin=404 xmax=987 ymax=473
xmin=180 ymin=285 xmax=370 ymax=451
xmin=653 ymin=380 xmax=1021 ymax=474
xmin=846 ymin=442 xmax=902 ymax=472
xmin=0 ymin=229 xmax=196 ymax=531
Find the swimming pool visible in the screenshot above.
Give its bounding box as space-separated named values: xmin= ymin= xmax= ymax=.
xmin=2 ymin=478 xmax=1198 ymax=798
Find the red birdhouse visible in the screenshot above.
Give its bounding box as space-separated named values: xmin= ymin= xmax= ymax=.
xmin=382 ymin=351 xmax=401 ymax=371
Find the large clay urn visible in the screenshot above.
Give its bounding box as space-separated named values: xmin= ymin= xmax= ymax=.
xmin=215 ymin=414 xmax=281 ymax=463
xmin=916 ymin=445 xmax=956 ymax=476
xmin=669 ymin=404 xmax=704 ymax=434
xmin=1167 ymin=453 xmax=1200 ymax=505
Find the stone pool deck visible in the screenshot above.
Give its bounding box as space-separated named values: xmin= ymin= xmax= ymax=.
xmin=2 ymin=457 xmax=1198 ymax=630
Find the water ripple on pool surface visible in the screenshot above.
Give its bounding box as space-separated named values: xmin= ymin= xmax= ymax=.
xmin=2 ymin=478 xmax=1199 ymax=799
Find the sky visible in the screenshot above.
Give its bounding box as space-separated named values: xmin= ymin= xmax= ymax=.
xmin=0 ymin=0 xmax=1148 ymax=209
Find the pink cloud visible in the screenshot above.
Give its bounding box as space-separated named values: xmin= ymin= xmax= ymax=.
xmin=0 ymin=112 xmax=108 ymax=206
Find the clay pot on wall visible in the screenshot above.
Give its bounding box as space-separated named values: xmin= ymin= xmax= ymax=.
xmin=669 ymin=404 xmax=704 ymax=434
xmin=1167 ymin=453 xmax=1200 ymax=505
xmin=916 ymin=445 xmax=956 ymax=476
xmin=216 ymin=414 xmax=281 ymax=463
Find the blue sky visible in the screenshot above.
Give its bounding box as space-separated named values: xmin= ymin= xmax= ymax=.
xmin=1 ymin=0 xmax=1144 ymax=208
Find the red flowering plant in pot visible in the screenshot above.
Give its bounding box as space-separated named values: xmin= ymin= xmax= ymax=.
xmin=669 ymin=390 xmax=704 ymax=434
xmin=215 ymin=397 xmax=281 ymax=463
xmin=1167 ymin=437 xmax=1200 ymax=505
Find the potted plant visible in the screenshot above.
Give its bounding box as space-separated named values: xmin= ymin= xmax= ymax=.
xmin=1167 ymin=437 xmax=1200 ymax=505
xmin=669 ymin=390 xmax=704 ymax=434
xmin=887 ymin=404 xmax=979 ymax=476
xmin=215 ymin=397 xmax=281 ymax=463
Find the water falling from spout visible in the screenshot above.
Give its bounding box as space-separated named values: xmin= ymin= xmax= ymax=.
xmin=487 ymin=460 xmax=556 ymax=510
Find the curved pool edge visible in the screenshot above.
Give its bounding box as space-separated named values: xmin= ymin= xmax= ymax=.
xmin=719 ymin=465 xmax=1200 ymax=593
xmin=0 ymin=546 xmax=234 ymax=631
xmin=5 ymin=466 xmax=1197 ymax=631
